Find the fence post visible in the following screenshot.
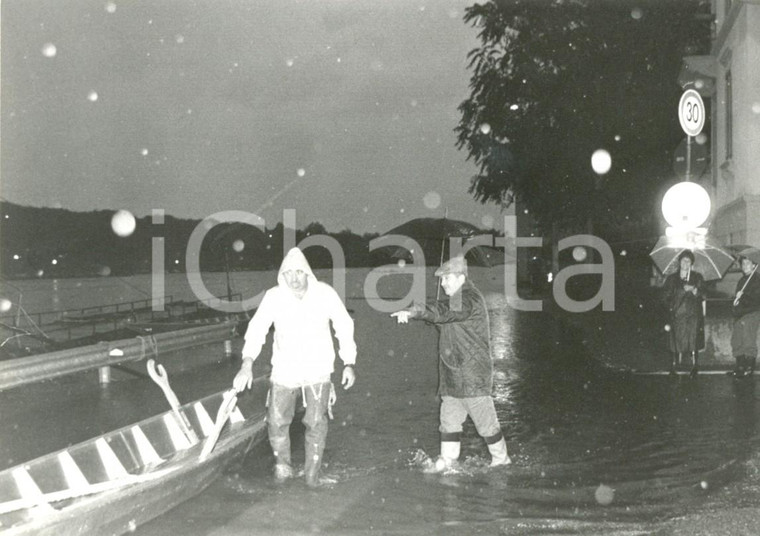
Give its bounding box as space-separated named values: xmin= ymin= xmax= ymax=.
xmin=98 ymin=366 xmax=111 ymax=385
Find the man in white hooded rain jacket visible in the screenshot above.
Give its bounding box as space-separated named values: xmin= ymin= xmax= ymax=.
xmin=233 ymin=247 xmax=356 ymax=487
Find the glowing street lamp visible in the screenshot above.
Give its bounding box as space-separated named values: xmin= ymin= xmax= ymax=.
xmin=661 ymin=181 xmax=711 ymax=245
xmin=661 ymin=181 xmax=710 ymax=230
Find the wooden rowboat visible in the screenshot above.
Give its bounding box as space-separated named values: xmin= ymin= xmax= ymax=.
xmin=0 ymin=377 xmax=269 ymax=536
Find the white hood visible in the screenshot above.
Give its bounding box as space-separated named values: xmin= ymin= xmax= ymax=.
xmin=277 ymin=247 xmax=316 ymax=288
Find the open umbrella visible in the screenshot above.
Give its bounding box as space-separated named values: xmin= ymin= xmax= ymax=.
xmin=727 ymin=246 xmax=760 ymax=306
xmin=649 ymin=234 xmax=735 ymax=281
xmin=379 ymin=217 xmax=510 ymax=267
xmin=731 ymin=246 xmax=760 ymax=265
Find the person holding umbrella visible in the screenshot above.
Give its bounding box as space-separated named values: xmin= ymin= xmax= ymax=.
xmin=661 ymin=250 xmax=705 ymax=377
xmin=731 ymin=249 xmax=760 ymax=378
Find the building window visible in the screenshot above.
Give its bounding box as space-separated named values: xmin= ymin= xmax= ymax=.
xmin=725 ymin=69 xmax=733 ymax=159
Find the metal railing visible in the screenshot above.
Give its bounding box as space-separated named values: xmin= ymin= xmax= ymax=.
xmin=0 ymin=294 xmax=246 ymax=354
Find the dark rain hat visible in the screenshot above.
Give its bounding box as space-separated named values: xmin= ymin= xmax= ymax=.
xmin=435 ymin=256 xmax=468 ymax=277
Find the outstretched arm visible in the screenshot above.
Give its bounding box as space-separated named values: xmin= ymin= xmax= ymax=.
xmin=233 ymin=293 xmax=275 ymax=392
xmin=391 ymin=303 xmax=425 ymax=324
xmin=391 ymin=310 xmax=412 ymax=323
xmin=393 ymin=298 xmax=473 ymax=325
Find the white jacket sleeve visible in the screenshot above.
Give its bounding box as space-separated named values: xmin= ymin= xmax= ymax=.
xmin=240 ymin=290 xmax=276 ymax=362
xmin=328 ymin=288 xmax=356 ymax=366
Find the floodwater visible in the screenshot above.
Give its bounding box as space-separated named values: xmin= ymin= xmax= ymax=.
xmin=2 ymin=269 xmax=760 ymax=535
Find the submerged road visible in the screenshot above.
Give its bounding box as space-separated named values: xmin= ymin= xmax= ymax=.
xmin=3 ymin=299 xmax=760 ymax=535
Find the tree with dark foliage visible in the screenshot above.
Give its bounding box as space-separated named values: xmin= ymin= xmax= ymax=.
xmin=456 ymin=0 xmax=712 ymax=238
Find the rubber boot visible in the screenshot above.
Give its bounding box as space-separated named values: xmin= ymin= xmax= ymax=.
xmin=269 ymin=433 xmax=293 ymax=482
xmin=274 ymin=462 xmax=294 ymax=482
xmin=302 ymin=381 xmax=331 ymax=488
xmin=270 ymin=438 xmax=293 ymax=483
xmin=304 ymin=438 xmax=326 ymax=488
xmin=690 ymin=351 xmax=699 ymax=378
xmin=741 ymin=355 xmax=751 ymax=378
xmin=268 ymin=385 xmax=296 ymax=482
xmin=747 ymin=356 xmax=756 ymax=376
xmin=487 ymin=438 xmax=512 ymax=467
xmin=669 ymin=352 xmax=678 ymax=376
xmin=430 ymin=441 xmax=460 ymax=473
xmin=733 ymin=356 xmax=746 ymax=378
xmin=738 ymin=356 xmax=751 ymax=379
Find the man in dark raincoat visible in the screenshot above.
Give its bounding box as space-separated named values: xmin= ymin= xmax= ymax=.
xmin=391 ymin=256 xmax=510 ymax=471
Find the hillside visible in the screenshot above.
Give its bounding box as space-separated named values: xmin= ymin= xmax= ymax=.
xmin=0 ymin=202 xmax=380 ymax=278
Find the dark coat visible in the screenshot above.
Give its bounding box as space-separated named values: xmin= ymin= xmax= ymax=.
xmin=734 ymin=270 xmax=760 ymax=319
xmin=662 ymin=270 xmax=705 ymax=353
xmin=412 ymin=280 xmax=493 ymax=397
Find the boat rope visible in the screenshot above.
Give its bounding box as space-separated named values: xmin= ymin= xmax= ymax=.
xmin=0 ymin=331 xmax=28 ymax=348
xmin=264 ymin=382 xmax=335 ymax=418
xmin=137 ymin=334 xmax=158 ymax=361
xmin=0 ymin=320 xmax=55 ymax=348
xmin=302 ymin=382 xmax=336 ymax=419
xmin=17 ymin=305 xmax=51 ymax=340
xmin=328 ymin=382 xmax=336 ymax=420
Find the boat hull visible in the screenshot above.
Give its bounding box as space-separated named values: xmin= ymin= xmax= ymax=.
xmin=8 ymin=425 xmax=264 ymax=536
xmin=0 ymin=379 xmax=269 ymax=536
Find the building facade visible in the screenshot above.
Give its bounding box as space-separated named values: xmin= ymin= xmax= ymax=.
xmin=681 ymin=0 xmax=760 ymax=248
xmin=678 ymin=0 xmax=760 ymax=361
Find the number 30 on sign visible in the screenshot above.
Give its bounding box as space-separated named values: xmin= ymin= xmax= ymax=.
xmin=678 ymin=89 xmax=705 ymax=137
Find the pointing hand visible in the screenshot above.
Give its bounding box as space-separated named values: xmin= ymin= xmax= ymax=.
xmin=391 ymin=311 xmax=411 ymax=324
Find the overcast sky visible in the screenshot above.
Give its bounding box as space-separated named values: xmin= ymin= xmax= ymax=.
xmin=1 ymin=0 xmax=514 ymax=234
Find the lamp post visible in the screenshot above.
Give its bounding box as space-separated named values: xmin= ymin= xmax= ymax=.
xmin=677 ymin=89 xmax=706 ymax=183
xmin=662 ymin=89 xmax=710 ymax=244
xmin=223 ymin=248 xmax=233 ymax=302
xmin=587 ymin=148 xmax=612 ymax=235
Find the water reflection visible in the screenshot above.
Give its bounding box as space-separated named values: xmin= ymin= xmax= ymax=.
xmin=730 ymin=379 xmax=757 ymax=475
xmin=4 ymin=289 xmax=760 ymax=534
xmin=484 ymin=307 xmax=760 ymax=524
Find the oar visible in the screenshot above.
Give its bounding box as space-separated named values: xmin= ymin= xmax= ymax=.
xmin=199 ymin=389 xmax=238 ymax=462
xmin=146 ymin=359 xmax=199 ymax=444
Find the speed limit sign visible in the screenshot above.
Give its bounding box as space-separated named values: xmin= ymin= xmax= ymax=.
xmin=678 ymin=89 xmax=705 ymax=137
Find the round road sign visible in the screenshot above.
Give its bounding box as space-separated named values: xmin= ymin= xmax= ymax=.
xmin=678 ymin=89 xmax=705 ymax=137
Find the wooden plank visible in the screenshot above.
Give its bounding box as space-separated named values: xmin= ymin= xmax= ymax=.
xmin=130 ymin=426 xmax=163 ymax=466
xmin=194 ymin=402 xmax=215 ymax=436
xmin=95 ymin=439 xmax=128 ymax=481
xmin=10 ymin=468 xmax=55 ymax=515
xmin=162 ymin=414 xmax=193 ymax=452
xmin=58 ymin=452 xmax=89 ymax=489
